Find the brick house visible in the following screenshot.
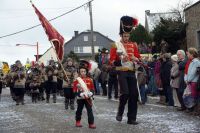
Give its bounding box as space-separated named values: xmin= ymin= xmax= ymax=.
xmin=184 ymin=1 xmax=200 ymax=49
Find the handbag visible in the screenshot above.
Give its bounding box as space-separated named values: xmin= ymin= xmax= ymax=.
xmin=183 ymin=84 xmax=196 ymax=108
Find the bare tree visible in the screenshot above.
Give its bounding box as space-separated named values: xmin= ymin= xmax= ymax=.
xmin=170 ymin=0 xmax=193 ymax=22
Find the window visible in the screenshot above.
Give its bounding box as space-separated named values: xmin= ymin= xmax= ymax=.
xmin=79 ymin=46 xmax=83 ymax=53
xmin=74 ymin=46 xmax=104 ymax=53
xmin=74 ymin=47 xmax=79 ymax=53
xmin=84 ymin=35 xmax=88 ymax=41
xmin=94 ymin=46 xmax=103 ymax=53
xmin=93 ymin=35 xmax=96 ymax=41
xmin=83 ymin=46 xmax=91 ymax=53
xmin=74 ymin=46 xmax=83 ymax=53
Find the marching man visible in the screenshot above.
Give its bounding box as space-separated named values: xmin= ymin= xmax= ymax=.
xmin=73 ymin=60 xmax=96 ymax=129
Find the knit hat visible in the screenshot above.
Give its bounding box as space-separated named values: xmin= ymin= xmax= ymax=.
xmin=171 ymin=54 xmax=178 ymax=62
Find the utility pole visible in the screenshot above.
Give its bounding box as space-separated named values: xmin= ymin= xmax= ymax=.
xmin=89 ymin=1 xmax=95 ymax=60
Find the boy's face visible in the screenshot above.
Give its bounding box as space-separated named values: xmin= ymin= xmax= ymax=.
xmin=67 ymin=61 xmax=73 ymax=66
xmin=80 ymin=68 xmax=87 ymax=77
xmin=121 ymin=33 xmax=130 ymax=43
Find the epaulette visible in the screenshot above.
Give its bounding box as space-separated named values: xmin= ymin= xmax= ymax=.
xmin=111 ymin=43 xmax=117 ymax=48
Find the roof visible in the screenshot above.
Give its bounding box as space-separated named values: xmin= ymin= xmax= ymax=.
xmin=184 ymin=0 xmax=200 ymax=12
xmin=65 ymin=30 xmax=114 ymax=45
xmin=40 ymin=31 xmax=114 ymax=60
xmin=38 ymin=46 xmax=53 ymax=60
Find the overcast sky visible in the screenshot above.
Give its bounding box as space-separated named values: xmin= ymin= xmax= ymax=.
xmin=0 ymin=0 xmax=198 ymax=65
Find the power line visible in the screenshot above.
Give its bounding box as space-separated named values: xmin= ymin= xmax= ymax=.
xmin=0 ymin=0 xmax=94 ymax=39
xmin=0 ymin=7 xmax=76 ymax=12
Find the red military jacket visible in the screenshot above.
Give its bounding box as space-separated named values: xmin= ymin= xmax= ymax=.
xmin=73 ymin=76 xmax=95 ymax=93
xmin=109 ymin=41 xmax=141 ymax=65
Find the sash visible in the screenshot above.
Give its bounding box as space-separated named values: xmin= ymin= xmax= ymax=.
xmin=76 ymin=77 xmax=90 ymax=93
xmin=116 ymin=42 xmax=128 ymax=56
xmin=116 ymin=42 xmax=133 ymax=68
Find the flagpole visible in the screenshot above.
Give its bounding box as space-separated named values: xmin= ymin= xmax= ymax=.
xmin=30 ymin=0 xmax=69 ymax=81
xmin=49 ymin=41 xmax=70 ymax=82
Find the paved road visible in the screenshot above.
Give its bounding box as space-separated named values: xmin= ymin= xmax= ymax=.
xmin=0 ymin=88 xmax=200 ymax=133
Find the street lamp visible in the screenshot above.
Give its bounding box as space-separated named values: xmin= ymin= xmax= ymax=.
xmin=16 ymin=42 xmax=39 ymax=62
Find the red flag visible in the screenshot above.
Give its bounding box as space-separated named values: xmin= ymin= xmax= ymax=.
xmin=31 ymin=3 xmax=65 ymax=61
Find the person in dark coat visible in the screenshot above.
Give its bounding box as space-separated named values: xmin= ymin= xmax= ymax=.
xmin=160 ymin=53 xmax=174 ymax=106
xmin=177 ymin=50 xmax=187 ymax=111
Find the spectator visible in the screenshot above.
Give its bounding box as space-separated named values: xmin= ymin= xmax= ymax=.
xmin=170 ymin=54 xmax=181 ymax=107
xmin=184 ymin=48 xmax=200 ymax=112
xmin=160 ymin=53 xmax=173 ymax=106
xmin=176 ymin=50 xmax=187 ymax=111
xmin=137 ymin=66 xmax=147 ymax=104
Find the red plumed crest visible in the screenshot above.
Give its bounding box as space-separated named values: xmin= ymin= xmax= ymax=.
xmin=133 ymin=18 xmax=138 ymax=27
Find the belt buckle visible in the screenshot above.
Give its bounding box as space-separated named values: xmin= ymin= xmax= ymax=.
xmin=121 ymin=67 xmax=128 ymax=71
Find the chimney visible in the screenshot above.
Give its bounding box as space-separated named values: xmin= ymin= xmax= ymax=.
xmin=74 ymin=31 xmax=79 ymax=37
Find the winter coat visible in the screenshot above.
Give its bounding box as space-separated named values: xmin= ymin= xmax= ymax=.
xmin=184 ymin=58 xmax=200 ymax=83
xmin=137 ymin=71 xmax=146 ymax=86
xmin=160 ymin=59 xmax=172 ymax=86
xmin=170 ymin=63 xmax=180 ymax=88
xmin=93 ymin=68 xmax=101 ymax=81
xmin=154 ymin=60 xmax=162 ymax=88
xmin=196 ymin=67 xmax=200 ymax=91
xmin=178 ymin=58 xmax=187 ymax=93
xmin=99 ymin=64 xmax=109 ymax=83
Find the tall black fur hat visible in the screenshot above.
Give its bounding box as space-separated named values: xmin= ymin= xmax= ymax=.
xmin=79 ymin=60 xmax=90 ymax=71
xmin=119 ymin=16 xmax=138 ymax=35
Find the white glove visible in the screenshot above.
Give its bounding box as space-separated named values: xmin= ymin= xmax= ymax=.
xmin=80 ymin=92 xmax=84 ymax=98
xmin=80 ymin=92 xmax=88 ymax=98
xmin=87 ymin=92 xmax=93 ymax=97
xmin=117 ymin=49 xmax=123 ymax=55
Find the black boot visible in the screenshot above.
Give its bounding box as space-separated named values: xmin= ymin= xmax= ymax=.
xmin=70 ymin=99 xmax=75 ymax=110
xmin=116 ymin=113 xmax=122 ymax=122
xmin=42 ymin=96 xmax=45 ymax=101
xmin=127 ymin=119 xmax=138 ymax=125
xmin=46 ymin=94 xmax=50 ymax=103
xmin=21 ymin=96 xmax=25 ymax=105
xmin=116 ymin=95 xmax=128 ymax=122
xmin=60 ymin=90 xmax=64 ymax=97
xmin=53 ymin=93 xmax=56 ymax=103
xmin=34 ymin=95 xmax=37 ymax=103
xmin=31 ymin=93 xmax=34 ymax=103
xmin=32 ymin=96 xmax=34 ymax=103
xmin=16 ymin=96 xmax=20 ymax=105
xmin=65 ymin=99 xmax=69 ymax=110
